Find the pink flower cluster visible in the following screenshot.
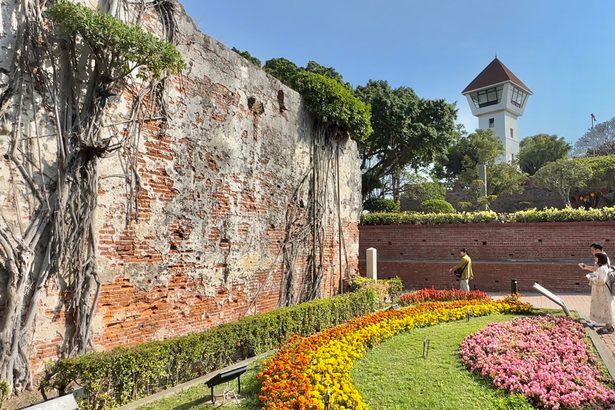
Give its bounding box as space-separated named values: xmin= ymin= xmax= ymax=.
xmin=399 ymin=288 xmax=488 ymax=305
xmin=460 ymin=315 xmax=615 ymax=409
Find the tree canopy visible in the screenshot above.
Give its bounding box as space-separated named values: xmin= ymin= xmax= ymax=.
xmin=518 ymin=134 xmax=570 ymax=175
xmin=263 ymin=58 xmax=300 ymax=87
xmin=586 ymin=140 xmax=615 ymax=157
xmin=573 ymin=117 xmax=615 ymax=156
xmin=263 ymin=58 xmax=371 ymax=141
xmin=435 ymin=129 xmax=526 ymax=206
xmin=534 ymin=158 xmax=593 ymax=207
xmin=355 ymin=80 xmax=457 ymax=198
xmin=437 ymin=129 xmax=503 ymax=181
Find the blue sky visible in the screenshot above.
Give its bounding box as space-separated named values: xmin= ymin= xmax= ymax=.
xmin=180 ymin=0 xmax=615 ymax=145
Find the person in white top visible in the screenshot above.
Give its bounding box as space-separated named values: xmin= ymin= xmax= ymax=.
xmin=583 ymin=252 xmax=614 ymax=334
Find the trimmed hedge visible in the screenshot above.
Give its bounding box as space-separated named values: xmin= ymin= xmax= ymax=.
xmin=42 ymin=289 xmax=378 ymax=409
xmin=361 ymin=206 xmax=615 ymax=225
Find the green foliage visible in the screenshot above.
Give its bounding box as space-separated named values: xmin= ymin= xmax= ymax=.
xmin=0 ymin=380 xmax=7 ymax=409
xmin=348 ymin=277 xmax=404 ymax=305
xmin=533 ymin=158 xmax=593 ymax=207
xmin=363 ymin=198 xmax=400 ymax=213
xmin=518 ymin=134 xmax=570 ymax=175
xmin=48 ymin=0 xmax=185 ymax=80
xmin=356 ymin=80 xmax=457 ymax=198
xmin=304 ymin=60 xmax=346 ymax=84
xmin=42 ymin=290 xmax=378 ymax=409
xmin=486 ymin=163 xmax=527 ymax=197
xmin=231 ymin=47 xmax=261 ymax=66
xmin=440 ymin=129 xmax=503 ymax=181
xmin=575 ymin=155 xmax=615 ymax=192
xmin=406 ymin=181 xmax=445 ymax=203
xmin=418 ymin=199 xmax=455 ymax=214
xmin=263 ymin=59 xmax=371 ymax=142
xmin=361 ymin=206 xmax=615 ymax=225
xmin=362 ymin=173 xmax=384 ymax=198
xmin=293 ymin=71 xmax=372 ymax=141
xmin=437 ymin=130 xmax=524 ymax=205
xmin=384 ymin=277 xmax=404 ymax=302
xmin=263 ymin=58 xmax=300 ymax=87
xmin=401 ymin=172 xmax=445 ymax=203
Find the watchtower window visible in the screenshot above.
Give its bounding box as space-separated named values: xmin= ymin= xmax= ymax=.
xmin=511 ymin=86 xmax=527 ymax=108
xmin=470 ymin=86 xmax=503 ymax=108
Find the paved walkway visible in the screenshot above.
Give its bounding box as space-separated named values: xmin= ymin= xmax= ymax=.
xmin=492 ymin=292 xmax=615 ymax=356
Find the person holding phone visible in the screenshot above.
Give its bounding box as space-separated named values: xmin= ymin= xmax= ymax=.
xmin=583 ymin=252 xmax=614 ymax=334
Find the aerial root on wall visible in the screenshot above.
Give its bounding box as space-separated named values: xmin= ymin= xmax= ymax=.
xmin=0 ymin=0 xmax=179 ymax=395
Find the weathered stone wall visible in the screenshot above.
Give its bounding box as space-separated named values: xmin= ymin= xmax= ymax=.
xmin=0 ymin=1 xmax=361 ymax=375
xmin=360 ymin=222 xmax=614 ymax=293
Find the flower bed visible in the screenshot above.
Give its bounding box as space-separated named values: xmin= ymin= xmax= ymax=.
xmin=258 ymin=297 xmax=532 ymax=409
xmin=42 ymin=290 xmax=377 ymax=410
xmin=460 ymin=315 xmax=615 ymax=409
xmin=399 ymin=288 xmax=488 ymax=305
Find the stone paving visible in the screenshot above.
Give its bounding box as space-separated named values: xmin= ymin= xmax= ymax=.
xmin=492 ymin=292 xmax=615 ymax=356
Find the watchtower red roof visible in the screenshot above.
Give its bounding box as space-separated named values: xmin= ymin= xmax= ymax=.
xmin=462 ymin=58 xmax=532 ymax=94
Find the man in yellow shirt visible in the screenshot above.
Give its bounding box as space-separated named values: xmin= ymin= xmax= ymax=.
xmin=449 ymin=248 xmax=473 ymax=291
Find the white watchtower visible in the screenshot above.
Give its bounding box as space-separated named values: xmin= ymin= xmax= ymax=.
xmin=462 ymin=58 xmax=532 ymax=163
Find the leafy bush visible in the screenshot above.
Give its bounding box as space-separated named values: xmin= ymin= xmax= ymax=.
xmin=361 ymin=206 xmax=615 ymax=225
xmin=363 ymin=198 xmax=400 ymax=213
xmin=384 ymin=277 xmax=404 ymax=302
xmin=419 ymin=199 xmax=455 ymax=214
xmin=42 ymin=290 xmax=378 ymax=409
xmin=348 ymin=276 xmax=404 ymax=305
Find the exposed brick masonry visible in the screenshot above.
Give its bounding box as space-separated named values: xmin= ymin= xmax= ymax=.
xmin=359 ymin=222 xmax=615 ymax=292
xmin=0 ymin=2 xmax=361 ymax=375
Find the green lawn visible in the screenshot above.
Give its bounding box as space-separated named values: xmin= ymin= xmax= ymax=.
xmin=351 ymin=313 xmax=535 ymax=410
xmin=137 ymin=360 xmax=265 ymax=410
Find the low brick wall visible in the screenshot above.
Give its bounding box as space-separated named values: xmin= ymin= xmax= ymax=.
xmin=359 ymin=222 xmax=615 ymax=292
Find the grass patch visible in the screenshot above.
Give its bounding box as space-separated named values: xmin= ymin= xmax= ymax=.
xmin=351 ymin=313 xmax=535 ymax=410
xmin=137 ymin=359 xmax=265 ymax=410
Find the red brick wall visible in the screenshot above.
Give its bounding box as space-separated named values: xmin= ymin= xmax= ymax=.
xmin=20 ymin=6 xmax=361 ymax=376
xmin=359 ymin=222 xmax=615 ymax=293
